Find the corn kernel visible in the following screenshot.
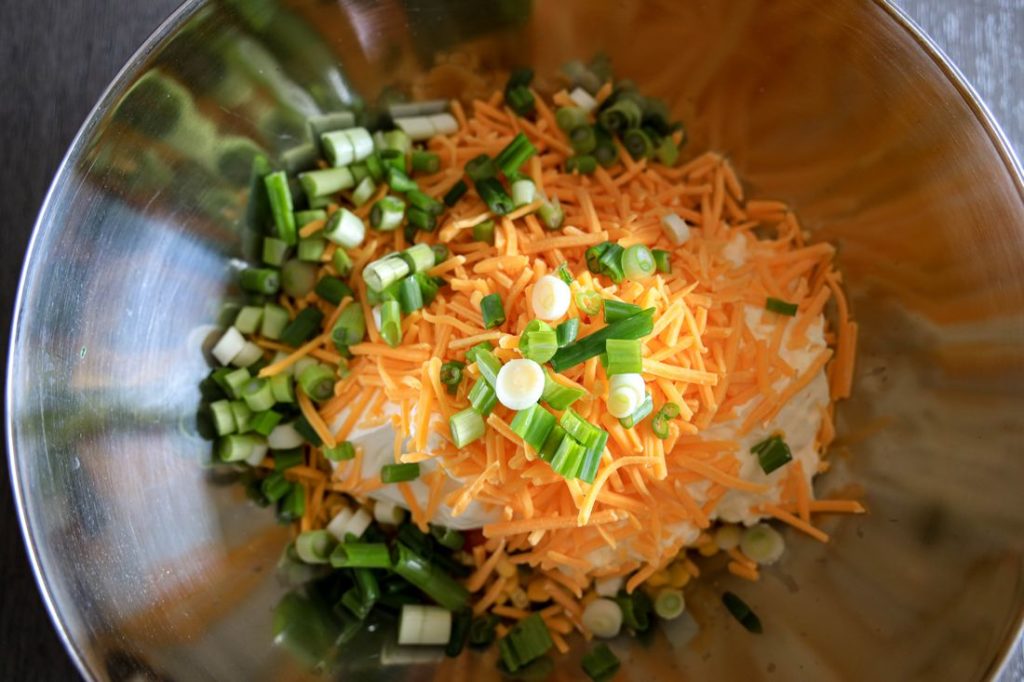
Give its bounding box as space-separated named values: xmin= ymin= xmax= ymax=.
xmin=496 ymin=559 xmax=518 ymax=579
xmin=510 ymin=588 xmax=530 ymax=609
xmin=646 ymin=570 xmax=670 ymax=588
xmin=669 ymin=563 xmax=691 ymax=588
xmin=698 ymin=542 xmax=719 ymax=557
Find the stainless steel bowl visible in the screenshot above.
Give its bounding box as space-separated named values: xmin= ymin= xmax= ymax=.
xmin=8 ymin=1 xmax=1024 ymax=680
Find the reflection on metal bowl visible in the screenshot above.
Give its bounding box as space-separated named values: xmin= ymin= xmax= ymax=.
xmin=7 ymin=0 xmax=1024 ymax=680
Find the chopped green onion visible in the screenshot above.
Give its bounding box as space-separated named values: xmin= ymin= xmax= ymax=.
xmin=623 ymin=244 xmax=656 ymax=279
xmin=566 ymin=155 xmax=597 ymax=174
xmin=222 ymin=367 xmax=251 ymax=399
xmin=242 ymin=378 xmax=275 ymax=412
xmin=323 ymin=441 xmax=355 ymax=461
xmin=393 ymin=543 xmax=470 ymax=611
xmin=331 ymin=302 xmax=366 ymax=349
xmin=555 ymin=106 xmax=588 ymax=132
xmin=330 ymin=542 xmax=392 ymax=569
xmin=599 ymin=98 xmax=643 ymax=132
xmin=264 ymin=171 xmax=297 ymax=244
xmin=240 ymin=268 xmax=280 ymax=295
xmin=386 ymin=165 xmax=418 ymax=193
xmin=398 ymin=276 xmax=425 ymax=313
xmin=363 ymin=256 xmax=410 ymax=292
xmin=475 ymin=177 xmax=515 ymax=215
xmin=480 ymin=293 xmax=506 ymax=329
xmin=473 ymin=219 xmax=496 ymax=244
xmin=740 ymin=523 xmax=785 ymax=565
xmin=466 ymin=341 xmax=495 ymax=364
xmin=556 ymin=318 xmax=580 ymax=347
xmin=280 ymin=259 xmax=317 ymax=297
xmin=341 ymin=568 xmax=380 ymax=619
xmin=495 ymin=359 xmax=546 ymax=410
xmin=465 ymin=154 xmax=497 ymax=181
xmin=219 ymin=433 xmax=260 ymax=462
xmin=333 ymin=248 xmax=353 ymax=277
xmin=652 ymin=249 xmax=672 ymax=274
xmin=510 ymin=404 xmax=557 ymax=451
xmin=578 ymin=430 xmax=608 ymax=483
xmin=407 ymin=206 xmax=436 ymax=232
xmin=623 ymin=128 xmax=653 ymax=160
xmin=751 ymin=434 xmax=793 ymax=474
xmin=468 ymin=379 xmax=498 ymax=416
xmin=550 ymin=307 xmax=654 ymax=372
xmin=279 ymin=484 xmax=307 ymax=522
xmin=350 ymin=163 xmax=369 ymax=184
xmin=233 ymin=306 xmax=263 ymax=335
xmin=614 ymin=589 xmax=652 ymax=632
xmin=651 ymin=401 xmax=680 ymax=439
xmin=498 ymin=613 xmax=552 ymax=673
xmin=381 ymin=462 xmax=420 ymax=483
xmin=280 ymin=307 xmax=324 ymax=347
xmin=605 ymin=338 xmax=643 ymax=375
xmin=249 ymin=410 xmax=283 ymax=437
xmin=581 ymin=643 xmax=620 ymax=682
xmin=495 ymin=132 xmax=537 ymax=177
xmin=446 ymin=608 xmax=473 ymax=657
xmin=379 ymin=148 xmax=406 ymax=174
xmin=539 ymin=425 xmax=566 ymax=463
xmin=597 ymin=243 xmax=625 ymax=283
xmin=593 ymin=127 xmax=619 ymax=168
xmin=519 ymin=324 xmax=558 ymax=363
xmin=299 ymin=167 xmax=355 ymax=198
xmin=262 ymin=237 xmax=290 ymax=266
xmin=269 ymin=374 xmax=295 ymax=404
xmin=314 ymin=276 xmax=352 ymax=305
xmin=585 ymin=242 xmax=611 ymax=273
xmin=655 ymin=137 xmax=680 ymax=166
xmin=370 ymin=195 xmax=406 ymax=231
xmin=292 ymin=415 xmax=322 ymax=446
xmin=550 ymin=435 xmax=585 ymax=478
xmin=619 ymin=393 xmax=653 ymax=429
xmin=323 ymin=208 xmax=365 ymax=248
xmin=444 ymin=180 xmax=468 ymax=206
xmin=351 ymin=176 xmax=377 ymax=207
xmin=722 ymin=591 xmax=762 ymax=633
xmin=469 ymin=614 xmax=500 ymax=647
xmin=297 ymin=236 xmax=326 ymax=262
xmin=259 ymin=304 xmax=288 ymax=340
xmin=537 ymin=197 xmax=564 ymax=230
xmin=581 ymin=598 xmax=622 ymax=639
xmin=541 ymin=373 xmax=585 ymax=410
xmin=398 ymin=604 xmax=453 ymax=646
xmin=411 ymin=150 xmax=441 ymax=174
xmin=511 ymin=179 xmax=537 ymax=207
xmin=262 ymin=472 xmax=292 ymax=503
xmin=765 ymin=297 xmax=798 ymax=316
xmin=555 ymin=263 xmax=574 ymax=285
xmin=607 ymin=373 xmax=645 ymax=419
xmin=450 ymin=408 xmax=485 ymax=448
xmin=414 ymin=272 xmax=442 ymax=305
xmin=294 ymin=530 xmax=336 ymax=564
xmin=603 ymin=300 xmax=643 ymax=324
xmin=569 ymin=125 xmax=597 ymax=154
xmin=575 ymin=289 xmax=603 ymax=316
xmin=294 ymin=209 xmax=327 ymax=226
xmin=440 ymin=360 xmax=465 ymax=395
xmin=472 ymin=348 xmax=502 ymax=386
xmin=210 ymin=400 xmax=236 ymax=436
xmin=297 ymin=364 xmax=334 ymax=401
xmin=559 ymin=408 xmax=599 ymax=444
xmin=407 ymin=189 xmax=444 ymax=217
xmin=379 ymin=300 xmax=402 ymax=348
xmin=430 ymin=525 xmax=465 ymax=551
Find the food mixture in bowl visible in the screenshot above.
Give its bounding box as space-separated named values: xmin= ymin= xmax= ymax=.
xmin=200 ymin=61 xmax=861 ymax=677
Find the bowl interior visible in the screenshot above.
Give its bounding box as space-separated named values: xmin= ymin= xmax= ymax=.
xmin=9 ymin=0 xmax=1024 ymax=680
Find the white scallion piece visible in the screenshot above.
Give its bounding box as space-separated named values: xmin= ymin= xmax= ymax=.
xmin=594 ymin=575 xmax=624 ymax=598
xmin=243 ymin=440 xmax=268 ymax=467
xmin=346 ymin=508 xmax=372 ymax=539
xmin=321 ymin=130 xmax=355 ymax=167
xmin=324 ymin=208 xmax=365 ymax=248
xmin=326 ymin=507 xmax=353 ymax=541
xmin=569 ymin=86 xmax=598 ymax=113
xmin=740 ymin=523 xmax=785 ymax=565
xmin=373 ymin=499 xmax=407 ymax=525
xmin=495 ymin=359 xmax=546 ymax=410
xmin=530 ymin=275 xmax=571 ymax=321
xmin=582 ymin=598 xmax=623 ymax=639
xmin=714 ymin=524 xmax=742 ymax=551
xmin=394 ymin=116 xmax=436 ymax=141
xmin=271 ymin=351 xmax=295 ymax=376
xmin=292 ymin=356 xmax=319 ymax=378
xmin=344 ymin=127 xmax=374 ymax=162
xmin=607 ymin=373 xmax=645 ymax=418
xmin=511 ymin=179 xmax=537 ymax=207
xmin=371 ymin=305 xmax=383 ymax=332
xmin=429 ymin=113 xmax=459 ymax=135
xmin=267 ymin=422 xmax=305 ymax=450
xmin=231 ymin=341 xmax=264 ymax=368
xmin=661 ymin=213 xmax=691 ymax=245
xmin=211 ymin=326 xmax=246 ymax=365
xmin=398 ymin=605 xmax=453 ymax=645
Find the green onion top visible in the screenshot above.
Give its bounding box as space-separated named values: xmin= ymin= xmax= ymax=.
xmin=751 ymin=434 xmax=793 ymax=474
xmin=765 ymin=297 xmax=798 ymax=316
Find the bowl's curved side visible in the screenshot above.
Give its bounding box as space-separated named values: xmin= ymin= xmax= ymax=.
xmin=7 ymin=1 xmax=1024 ymax=681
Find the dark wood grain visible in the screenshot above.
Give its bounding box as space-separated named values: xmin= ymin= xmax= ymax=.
xmin=0 ymin=2 xmax=181 ymax=680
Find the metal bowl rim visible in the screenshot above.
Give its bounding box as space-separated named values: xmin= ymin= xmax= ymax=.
xmin=5 ymin=1 xmax=1023 ymax=679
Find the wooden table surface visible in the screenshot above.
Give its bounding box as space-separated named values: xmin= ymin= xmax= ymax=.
xmin=0 ymin=1 xmax=1020 ymax=680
